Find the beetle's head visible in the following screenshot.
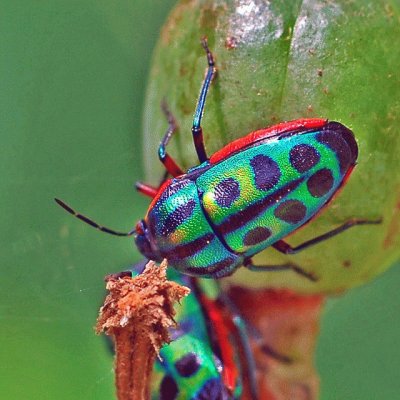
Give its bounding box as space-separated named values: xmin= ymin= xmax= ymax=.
xmin=134 ymin=219 xmax=162 ymax=262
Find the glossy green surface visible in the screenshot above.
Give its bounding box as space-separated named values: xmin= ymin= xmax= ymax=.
xmin=143 ymin=0 xmax=400 ymax=294
xmin=153 ymin=335 xmax=223 ymax=399
xmin=197 ymin=129 xmax=343 ymax=256
xmin=2 ymin=1 xmax=400 ymax=399
xmin=147 ymin=178 xmax=241 ymax=277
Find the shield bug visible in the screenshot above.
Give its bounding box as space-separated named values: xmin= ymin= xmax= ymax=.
xmin=56 ymin=38 xmax=380 ymax=280
xmin=130 ymin=264 xmax=257 ymax=400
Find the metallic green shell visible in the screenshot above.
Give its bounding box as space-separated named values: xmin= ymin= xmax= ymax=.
xmin=144 ymin=121 xmax=356 ymax=278
xmin=147 ymin=178 xmax=242 ymax=278
xmin=196 ymin=131 xmax=341 ymax=257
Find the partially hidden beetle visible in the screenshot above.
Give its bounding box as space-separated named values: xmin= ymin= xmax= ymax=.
xmin=129 ymin=263 xmax=258 ymax=400
xmin=56 ymin=38 xmax=380 ymax=281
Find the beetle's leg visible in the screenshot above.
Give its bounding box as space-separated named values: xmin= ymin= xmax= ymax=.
xmin=227 ymin=295 xmax=293 ymax=365
xmin=243 ymin=258 xmax=318 ymax=282
xmin=135 ymin=171 xmax=169 ymax=199
xmin=226 ymin=307 xmax=259 ymax=399
xmin=137 ymin=100 xmax=182 ymax=196
xmin=259 ymin=343 xmax=293 ymax=364
xmin=158 ymin=99 xmax=184 ymax=177
xmin=191 ymin=37 xmax=216 ymax=164
xmin=272 ymin=218 xmax=382 ymax=255
xmin=106 ymin=258 xmax=150 ymax=281
xmin=135 ymin=182 xmax=158 ymax=198
xmin=137 ymin=100 xmax=182 ymax=193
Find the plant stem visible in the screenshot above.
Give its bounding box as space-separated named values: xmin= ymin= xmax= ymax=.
xmin=96 ymin=260 xmax=190 ymax=400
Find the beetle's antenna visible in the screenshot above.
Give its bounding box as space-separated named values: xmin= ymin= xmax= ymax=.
xmin=55 ymin=198 xmax=135 ymax=237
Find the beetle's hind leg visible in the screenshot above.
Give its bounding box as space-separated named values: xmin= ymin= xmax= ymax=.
xmin=272 ymin=218 xmax=382 ymax=255
xmin=191 ymin=37 xmax=217 ymax=164
xmin=243 ymin=258 xmax=318 ymax=282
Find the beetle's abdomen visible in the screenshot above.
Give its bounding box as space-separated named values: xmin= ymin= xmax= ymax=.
xmin=195 ymin=122 xmax=357 ymax=256
xmin=146 ymin=178 xmax=242 ymax=278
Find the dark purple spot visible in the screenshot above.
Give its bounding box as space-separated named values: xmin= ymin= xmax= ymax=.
xmin=159 ymin=179 xmax=191 ymax=202
xmin=243 ymin=227 xmax=272 ymax=246
xmin=161 ymin=200 xmax=196 ymax=236
xmin=274 ymin=200 xmax=307 ymax=224
xmin=160 ymin=375 xmax=179 ymax=400
xmin=289 ymin=144 xmax=320 ymax=173
xmin=307 ymin=169 xmax=334 ymax=198
xmin=217 ymin=177 xmax=305 ymax=235
xmin=250 ymin=154 xmax=281 ymax=191
xmin=174 ymin=353 xmax=201 ymax=377
xmin=213 ymin=178 xmax=240 ymax=208
xmin=161 ymin=233 xmax=214 ymax=261
xmin=195 ymin=378 xmax=226 ymax=399
xmin=317 ymin=122 xmax=358 ymax=173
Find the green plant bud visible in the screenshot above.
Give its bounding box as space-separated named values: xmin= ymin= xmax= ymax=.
xmin=143 ymin=0 xmax=400 ymax=294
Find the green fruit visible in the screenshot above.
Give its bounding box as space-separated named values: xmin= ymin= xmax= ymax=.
xmin=143 ymin=0 xmax=400 ymax=294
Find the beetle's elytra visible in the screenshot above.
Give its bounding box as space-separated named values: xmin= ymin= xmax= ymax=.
xmin=56 ymin=38 xmax=380 ymax=280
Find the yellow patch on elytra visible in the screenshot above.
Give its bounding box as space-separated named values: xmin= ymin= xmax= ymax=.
xmin=169 ymin=229 xmax=186 ymax=245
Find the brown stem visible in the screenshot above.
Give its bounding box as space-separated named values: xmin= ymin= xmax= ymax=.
xmin=95 ymin=260 xmax=190 ymax=400
xmin=112 ymin=327 xmax=155 ymax=400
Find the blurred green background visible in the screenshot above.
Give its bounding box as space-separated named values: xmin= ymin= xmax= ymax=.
xmin=1 ymin=1 xmax=399 ymax=399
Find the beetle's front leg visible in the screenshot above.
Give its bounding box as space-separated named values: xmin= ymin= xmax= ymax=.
xmin=191 ymin=38 xmax=216 ymax=163
xmin=157 ymin=99 xmax=184 ymax=177
xmin=243 ymin=258 xmax=318 ymax=282
xmin=135 ymin=100 xmax=183 ymax=198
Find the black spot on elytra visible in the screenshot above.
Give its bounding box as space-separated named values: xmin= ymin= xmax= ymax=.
xmin=289 ymin=144 xmax=320 ymax=173
xmin=161 ymin=200 xmax=196 ymax=236
xmin=160 ymin=375 xmax=179 ymax=400
xmin=161 ymin=234 xmax=214 ymax=261
xmin=217 ymin=177 xmax=305 ymax=235
xmin=317 ymin=122 xmax=358 ymax=173
xmin=274 ymin=200 xmax=307 ymax=224
xmin=307 ymin=168 xmax=334 ymax=198
xmin=243 ymin=226 xmax=272 ymax=246
xmin=175 ymin=352 xmax=201 ymax=377
xmin=250 ymin=154 xmax=281 ymax=191
xmin=194 ymin=378 xmax=226 ymax=400
xmin=213 ymin=178 xmax=240 ymax=208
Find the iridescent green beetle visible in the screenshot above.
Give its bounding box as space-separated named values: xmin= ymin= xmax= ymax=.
xmin=56 ymin=39 xmax=380 ymax=280
xmin=129 ymin=263 xmax=257 ymax=400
